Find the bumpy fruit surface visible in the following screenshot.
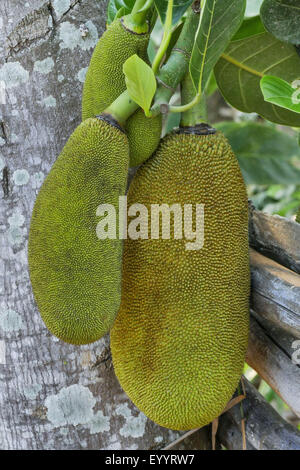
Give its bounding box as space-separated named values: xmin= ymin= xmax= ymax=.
xmin=82 ymin=17 xmax=162 ymax=167
xmin=29 ymin=116 xmax=129 ymax=345
xmin=111 ymin=128 xmax=250 ymax=430
xmin=82 ymin=18 xmax=149 ymax=120
xmin=126 ymin=109 xmax=162 ymax=167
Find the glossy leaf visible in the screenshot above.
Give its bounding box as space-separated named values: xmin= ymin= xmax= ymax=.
xmin=107 ymin=0 xmax=136 ymax=24
xmin=137 ymin=0 xmax=155 ymax=12
xmin=190 ymin=0 xmax=246 ymax=95
xmin=123 ymin=54 xmax=157 ymax=115
xmin=154 ymin=0 xmax=193 ymax=26
xmin=205 ymin=72 xmax=217 ymax=96
xmin=165 ymin=21 xmax=184 ymax=61
xmin=214 ymin=32 xmax=300 ymax=127
xmin=115 ymin=6 xmax=126 ymax=19
xmin=147 ymin=38 xmax=157 ymax=64
xmin=164 ymin=111 xmax=181 ymax=135
xmin=261 ymin=0 xmax=300 ymax=45
xmin=216 ymin=121 xmax=300 ymax=184
xmin=232 ymin=16 xmax=265 ymax=41
xmin=107 ymin=0 xmax=119 ymax=23
xmin=261 ymin=76 xmax=300 ymax=114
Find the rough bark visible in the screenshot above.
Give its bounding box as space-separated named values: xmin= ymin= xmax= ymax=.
xmin=0 ymin=0 xmax=198 ymax=450
xmin=250 ymin=249 xmax=300 ymax=338
xmin=217 ymin=378 xmax=300 ymax=450
xmin=249 ymin=201 xmax=300 ymax=275
xmin=247 ymin=315 xmax=300 ymax=418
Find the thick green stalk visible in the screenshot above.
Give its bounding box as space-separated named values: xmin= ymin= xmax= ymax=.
xmin=105 ymin=92 xmax=138 ymax=127
xmin=104 ymin=4 xmax=200 ymax=125
xmin=151 ymin=6 xmax=200 ymax=115
xmin=130 ymin=0 xmax=150 ymax=27
xmin=152 ymin=0 xmax=174 ymax=74
xmin=180 ymin=72 xmax=207 ymax=126
xmin=123 ymin=0 xmax=149 ymax=33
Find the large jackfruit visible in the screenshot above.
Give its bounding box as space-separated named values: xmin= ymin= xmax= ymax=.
xmin=111 ymin=126 xmax=250 ymax=430
xmin=28 ymin=116 xmax=129 ymax=345
xmin=82 ymin=17 xmax=162 ymax=167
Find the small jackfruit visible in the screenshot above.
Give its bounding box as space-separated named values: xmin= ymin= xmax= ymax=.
xmin=111 ymin=126 xmax=250 ymax=430
xmin=82 ymin=17 xmax=149 ymax=121
xmin=82 ymin=17 xmax=162 ymax=167
xmin=126 ymin=109 xmax=162 ymax=167
xmin=28 ymin=116 xmax=129 ymax=345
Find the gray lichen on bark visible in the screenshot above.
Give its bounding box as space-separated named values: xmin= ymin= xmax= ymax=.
xmin=0 ymin=0 xmax=188 ymax=450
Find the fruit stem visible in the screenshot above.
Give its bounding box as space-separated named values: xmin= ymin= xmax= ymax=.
xmin=104 ymin=91 xmax=138 ymax=127
xmin=151 ymin=5 xmax=200 ymax=115
xmin=130 ymin=0 xmax=151 ymax=28
xmin=180 ymin=72 xmax=207 ymax=126
xmin=152 ymin=0 xmax=174 ymax=74
xmin=149 ymin=5 xmax=158 ymax=31
xmin=104 ymin=4 xmax=200 ymax=126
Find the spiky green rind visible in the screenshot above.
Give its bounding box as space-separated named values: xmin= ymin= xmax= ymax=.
xmin=111 ymin=131 xmax=250 ymax=430
xmin=82 ymin=18 xmax=149 ymax=121
xmin=28 ymin=117 xmax=129 ymax=345
xmin=126 ymin=109 xmax=162 ymax=167
xmin=82 ymin=18 xmax=162 ymax=166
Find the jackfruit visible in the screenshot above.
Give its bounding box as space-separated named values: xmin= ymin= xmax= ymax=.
xmin=110 ymin=126 xmax=250 ymax=430
xmin=28 ymin=116 xmax=129 ymax=345
xmin=296 ymin=209 xmax=300 ymax=223
xmin=126 ymin=109 xmax=162 ymax=167
xmin=82 ymin=17 xmax=149 ymax=121
xmin=82 ymin=17 xmax=162 ymax=167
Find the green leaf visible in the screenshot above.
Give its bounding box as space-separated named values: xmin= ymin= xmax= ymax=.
xmin=260 ymin=0 xmax=300 ymax=45
xmin=123 ymin=54 xmax=157 ymax=115
xmin=216 ymin=121 xmax=300 ymax=184
xmin=190 ymin=0 xmax=246 ymax=95
xmin=115 ymin=6 xmax=126 ymax=19
xmin=107 ymin=0 xmax=136 ymax=24
xmin=164 ymin=111 xmax=181 ymax=135
xmin=205 ymin=72 xmax=217 ymax=96
xmin=154 ymin=0 xmax=193 ymax=26
xmin=214 ymin=32 xmax=300 ymax=127
xmin=232 ymin=16 xmax=265 ymax=41
xmin=245 ymin=0 xmax=263 ymax=16
xmin=107 ymin=0 xmax=118 ymax=23
xmin=147 ymin=38 xmax=157 ymax=64
xmin=136 ymin=0 xmax=154 ymax=12
xmin=261 ymin=76 xmax=300 ymax=114
xmin=165 ymin=21 xmax=184 ymax=61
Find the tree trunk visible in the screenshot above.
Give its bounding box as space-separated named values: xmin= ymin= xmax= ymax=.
xmin=0 ymin=0 xmax=206 ymax=450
